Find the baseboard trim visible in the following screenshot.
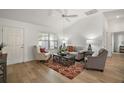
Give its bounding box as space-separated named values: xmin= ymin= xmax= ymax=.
xmin=7 ymin=60 xmax=35 ymax=66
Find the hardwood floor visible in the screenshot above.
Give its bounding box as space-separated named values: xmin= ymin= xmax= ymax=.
xmin=7 ymin=53 xmax=124 ymax=83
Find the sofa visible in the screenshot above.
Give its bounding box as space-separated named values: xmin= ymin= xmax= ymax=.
xmin=67 ymin=46 xmax=85 ymax=61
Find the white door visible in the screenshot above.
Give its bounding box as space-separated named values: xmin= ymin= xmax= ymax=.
xmin=3 ymin=26 xmax=24 ymax=65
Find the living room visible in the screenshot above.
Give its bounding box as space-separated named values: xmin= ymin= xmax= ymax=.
xmin=0 ymin=9 xmax=124 ymax=83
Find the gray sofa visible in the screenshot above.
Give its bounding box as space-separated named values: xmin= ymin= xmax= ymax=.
xmin=85 ymin=48 xmax=108 ymax=72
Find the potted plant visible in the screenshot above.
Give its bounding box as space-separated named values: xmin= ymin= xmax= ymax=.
xmin=0 ymin=43 xmax=3 ymax=55
xmin=58 ymin=43 xmax=67 ymax=56
xmin=0 ymin=42 xmax=4 ymax=56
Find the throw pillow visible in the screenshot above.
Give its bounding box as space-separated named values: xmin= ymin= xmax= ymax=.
xmin=67 ymin=46 xmax=75 ymax=52
xmin=40 ymin=48 xmax=46 ymax=53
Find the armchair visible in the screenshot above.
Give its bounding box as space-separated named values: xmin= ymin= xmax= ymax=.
xmin=33 ymin=46 xmax=51 ymax=62
xmin=85 ymin=48 xmax=108 ymax=72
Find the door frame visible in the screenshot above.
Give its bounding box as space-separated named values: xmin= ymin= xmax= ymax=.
xmin=1 ymin=25 xmax=25 ymax=64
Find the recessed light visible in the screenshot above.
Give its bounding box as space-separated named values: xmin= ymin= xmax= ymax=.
xmin=116 ymin=16 xmax=120 ymax=18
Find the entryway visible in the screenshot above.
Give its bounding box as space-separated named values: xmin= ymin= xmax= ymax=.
xmin=112 ymin=31 xmax=124 ymax=54
xmin=1 ymin=26 xmax=24 ymax=65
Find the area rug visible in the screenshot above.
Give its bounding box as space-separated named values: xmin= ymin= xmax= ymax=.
xmin=44 ymin=60 xmax=84 ymax=79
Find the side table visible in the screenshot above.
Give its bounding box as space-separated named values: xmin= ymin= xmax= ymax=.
xmin=0 ymin=54 xmax=7 ymax=83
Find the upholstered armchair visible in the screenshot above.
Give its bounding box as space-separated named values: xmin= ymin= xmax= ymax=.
xmin=33 ymin=46 xmax=51 ymax=62
xmin=85 ymin=48 xmax=108 ymax=72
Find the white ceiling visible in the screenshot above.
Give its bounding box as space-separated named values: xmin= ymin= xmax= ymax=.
xmin=0 ymin=9 xmax=119 ymax=29
xmin=104 ymin=9 xmax=124 ymax=20
xmin=0 ymin=9 xmax=60 ymax=28
xmin=103 ymin=9 xmax=124 ymax=29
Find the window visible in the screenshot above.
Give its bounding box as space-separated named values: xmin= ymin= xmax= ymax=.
xmin=38 ymin=33 xmax=58 ymax=49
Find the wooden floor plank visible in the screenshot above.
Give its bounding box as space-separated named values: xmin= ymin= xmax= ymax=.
xmin=7 ymin=53 xmax=124 ymax=83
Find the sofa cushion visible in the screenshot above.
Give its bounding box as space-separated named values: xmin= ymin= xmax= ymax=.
xmin=69 ymin=52 xmax=78 ymax=55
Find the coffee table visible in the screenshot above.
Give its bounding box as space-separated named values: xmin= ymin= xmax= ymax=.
xmin=53 ymin=53 xmax=75 ymax=66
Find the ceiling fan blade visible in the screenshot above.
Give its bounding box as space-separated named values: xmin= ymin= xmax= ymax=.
xmin=62 ymin=14 xmax=78 ymax=17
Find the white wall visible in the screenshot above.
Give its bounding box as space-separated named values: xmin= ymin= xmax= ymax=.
xmin=0 ymin=18 xmax=60 ymax=63
xmin=63 ymin=13 xmax=105 ymax=55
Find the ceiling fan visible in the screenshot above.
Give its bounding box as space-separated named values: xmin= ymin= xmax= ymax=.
xmin=56 ymin=9 xmax=78 ymax=22
xmin=48 ymin=9 xmax=78 ymax=22
xmin=48 ymin=9 xmax=98 ymax=22
xmin=63 ymin=10 xmax=78 ymax=22
xmin=62 ymin=15 xmax=78 ymax=22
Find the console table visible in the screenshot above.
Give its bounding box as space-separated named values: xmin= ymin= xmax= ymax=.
xmin=0 ymin=54 xmax=7 ymax=83
xmin=120 ymin=46 xmax=124 ymax=53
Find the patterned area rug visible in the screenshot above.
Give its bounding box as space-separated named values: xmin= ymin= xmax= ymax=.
xmin=44 ymin=60 xmax=84 ymax=79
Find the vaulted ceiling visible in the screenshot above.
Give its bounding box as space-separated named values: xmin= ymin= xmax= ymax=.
xmin=0 ymin=9 xmax=120 ymax=29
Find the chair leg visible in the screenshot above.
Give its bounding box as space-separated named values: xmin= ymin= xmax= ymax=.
xmin=46 ymin=55 xmax=52 ymax=62
xmin=100 ymin=70 xmax=104 ymax=72
xmin=85 ymin=68 xmax=104 ymax=72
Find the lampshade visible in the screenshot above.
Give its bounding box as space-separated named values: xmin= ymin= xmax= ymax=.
xmin=62 ymin=39 xmax=67 ymax=44
xmin=86 ymin=39 xmax=94 ymax=44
